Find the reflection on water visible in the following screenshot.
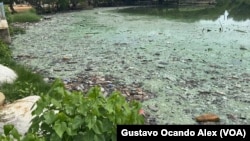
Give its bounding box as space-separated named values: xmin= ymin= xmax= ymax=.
xmin=200 ymin=10 xmax=250 ymax=26
xmin=116 ymin=2 xmax=250 ymax=23
xmin=222 ymin=10 xmax=229 ymax=21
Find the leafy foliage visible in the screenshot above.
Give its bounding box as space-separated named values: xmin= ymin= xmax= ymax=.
xmin=29 ymin=79 xmax=145 ymax=141
xmin=0 ymin=124 xmax=21 ymax=141
xmin=0 ymin=40 xmax=12 ymax=59
xmin=4 ymin=5 xmax=13 ymax=24
xmin=0 ymin=124 xmax=45 ymax=141
xmin=24 ymin=0 xmax=87 ymax=13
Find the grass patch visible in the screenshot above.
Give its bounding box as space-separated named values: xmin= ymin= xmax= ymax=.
xmin=9 ymin=26 xmax=26 ymax=36
xmin=0 ymin=8 xmax=50 ymax=102
xmin=0 ymin=58 xmax=51 ymax=103
xmin=10 ymin=9 xmax=41 ymax=23
xmin=0 ymin=40 xmax=12 ymax=59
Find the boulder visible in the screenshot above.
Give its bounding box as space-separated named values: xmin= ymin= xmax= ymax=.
xmin=0 ymin=64 xmax=18 ymax=86
xmin=0 ymin=95 xmax=40 ymax=135
xmin=0 ymin=92 xmax=5 ymax=106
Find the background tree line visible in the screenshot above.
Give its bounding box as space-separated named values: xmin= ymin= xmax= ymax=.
xmin=1 ymin=0 xmax=250 ymax=14
xmin=1 ymin=0 xmax=215 ymax=13
xmin=2 ymin=0 xmax=89 ymax=13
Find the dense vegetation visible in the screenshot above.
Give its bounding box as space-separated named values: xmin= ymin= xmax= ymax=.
xmin=1 ymin=0 xmax=216 ymax=13
xmin=1 ymin=80 xmax=145 ymax=141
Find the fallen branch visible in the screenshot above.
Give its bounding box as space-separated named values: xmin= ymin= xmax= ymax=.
xmin=234 ymin=29 xmax=247 ymax=33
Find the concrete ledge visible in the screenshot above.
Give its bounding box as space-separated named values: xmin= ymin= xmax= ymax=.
xmin=0 ymin=20 xmax=8 ymax=29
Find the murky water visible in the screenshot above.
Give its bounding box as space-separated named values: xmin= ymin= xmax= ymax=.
xmin=10 ymin=3 xmax=250 ymax=124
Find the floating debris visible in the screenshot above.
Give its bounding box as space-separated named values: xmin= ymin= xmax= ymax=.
xmin=195 ymin=113 xmax=220 ymax=123
xmin=47 ymin=74 xmax=156 ymax=102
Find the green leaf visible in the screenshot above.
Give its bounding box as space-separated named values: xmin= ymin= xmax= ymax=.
xmin=50 ymin=132 xmax=61 ymax=141
xmin=53 ymin=121 xmax=67 ymax=138
xmin=51 ymin=98 xmax=62 ymax=109
xmin=65 ymin=127 xmax=77 ymax=136
xmin=111 ymin=133 xmax=117 ymax=141
xmin=40 ymin=122 xmax=53 ymax=134
xmin=77 ymin=103 xmax=88 ymax=116
xmin=105 ymin=102 xmax=114 ymax=114
xmin=22 ymin=133 xmax=45 ymax=141
xmin=73 ymin=132 xmax=85 ymax=141
xmin=87 ymin=86 xmax=102 ymax=99
xmin=29 ymin=116 xmax=43 ymax=133
xmin=64 ymin=104 xmax=75 ymax=116
xmin=57 ymin=112 xmax=69 ymax=122
xmin=9 ymin=127 xmax=21 ymax=140
xmin=116 ymin=117 xmax=123 ymax=124
xmin=3 ymin=124 xmax=14 ymax=136
xmin=94 ymin=134 xmax=106 ymax=141
xmin=48 ymin=79 xmax=66 ymax=99
xmin=92 ymin=120 xmax=103 ymax=134
xmin=90 ymin=103 xmax=101 ymax=116
xmin=85 ymin=115 xmax=97 ymax=129
xmin=101 ymin=118 xmax=114 ymax=132
xmin=2 ymin=124 xmax=21 ymax=140
xmin=50 ymin=79 xmax=65 ymax=90
xmin=44 ymin=111 xmax=57 ymax=124
xmin=51 ymin=87 xmax=65 ymax=100
xmin=82 ymin=130 xmax=95 ymax=141
xmin=31 ymin=99 xmax=46 ymax=116
xmin=71 ymin=115 xmax=84 ymax=130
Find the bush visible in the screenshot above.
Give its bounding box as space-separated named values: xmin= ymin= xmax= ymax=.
xmin=29 ymin=79 xmax=145 ymax=141
xmin=0 ymin=79 xmax=145 ymax=141
xmin=0 ymin=124 xmax=45 ymax=141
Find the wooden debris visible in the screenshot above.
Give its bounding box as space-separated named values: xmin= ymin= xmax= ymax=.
xmin=195 ymin=113 xmax=220 ymax=122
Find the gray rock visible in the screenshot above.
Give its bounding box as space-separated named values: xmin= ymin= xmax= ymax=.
xmin=0 ymin=96 xmax=40 ymax=135
xmin=0 ymin=92 xmax=5 ymax=106
xmin=0 ymin=64 xmax=18 ymax=86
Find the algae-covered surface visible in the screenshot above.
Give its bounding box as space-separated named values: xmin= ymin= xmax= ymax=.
xmin=10 ymin=6 xmax=250 ymax=124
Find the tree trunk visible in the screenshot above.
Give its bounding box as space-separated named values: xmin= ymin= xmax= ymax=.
xmin=9 ymin=0 xmax=17 ymax=14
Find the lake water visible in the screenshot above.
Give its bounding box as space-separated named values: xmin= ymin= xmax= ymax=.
xmin=10 ymin=3 xmax=250 ymax=124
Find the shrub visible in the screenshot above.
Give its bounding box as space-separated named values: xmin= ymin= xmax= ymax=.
xmin=0 ymin=124 xmax=45 ymax=141
xmin=29 ymin=79 xmax=145 ymax=141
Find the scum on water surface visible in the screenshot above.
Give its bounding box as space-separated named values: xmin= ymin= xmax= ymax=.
xmin=10 ymin=7 xmax=250 ymax=124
